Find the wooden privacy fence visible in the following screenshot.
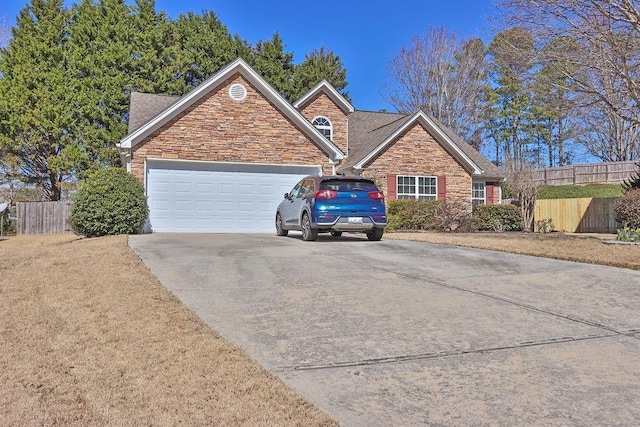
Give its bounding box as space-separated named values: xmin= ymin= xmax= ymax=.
xmin=533 ymin=161 xmax=637 ymax=185
xmin=535 ymin=198 xmax=620 ymax=233
xmin=16 ymin=201 xmax=74 ymax=235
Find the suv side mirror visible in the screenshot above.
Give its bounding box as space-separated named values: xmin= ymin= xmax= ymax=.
xmin=284 ymin=192 xmax=290 ymax=200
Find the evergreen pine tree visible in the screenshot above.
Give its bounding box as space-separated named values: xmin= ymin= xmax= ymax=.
xmin=66 ymin=0 xmax=138 ymax=173
xmin=169 ymin=11 xmax=249 ymax=93
xmin=250 ymin=33 xmax=295 ymax=101
xmin=0 ymin=0 xmax=74 ymax=200
xmin=291 ymin=47 xmax=350 ymax=103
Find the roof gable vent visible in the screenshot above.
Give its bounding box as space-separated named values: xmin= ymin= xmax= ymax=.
xmin=229 ymin=83 xmax=247 ymax=101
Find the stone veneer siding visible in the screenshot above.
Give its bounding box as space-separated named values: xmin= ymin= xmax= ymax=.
xmin=362 ymin=123 xmax=472 ymax=204
xmin=298 ymin=92 xmax=348 ymax=156
xmin=130 ymin=73 xmax=334 ymax=181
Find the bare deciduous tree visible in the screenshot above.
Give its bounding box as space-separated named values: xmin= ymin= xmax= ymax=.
xmin=498 ymin=0 xmax=640 ymax=127
xmin=384 ymin=27 xmax=490 ymax=150
xmin=506 ymin=163 xmax=544 ymax=232
xmin=579 ymin=101 xmax=640 ymax=161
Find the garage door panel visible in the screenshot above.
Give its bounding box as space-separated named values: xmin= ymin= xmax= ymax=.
xmin=218 ymin=201 xmax=234 ymax=213
xmin=196 ymin=200 xmax=213 ymax=211
xmin=218 ymin=182 xmax=234 ymax=194
xmin=146 ymin=161 xmax=320 ymax=233
xmin=174 ymin=200 xmax=191 ymax=211
xmin=197 ymin=183 xmax=214 ymax=194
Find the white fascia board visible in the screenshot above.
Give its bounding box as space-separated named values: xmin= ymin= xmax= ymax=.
xmin=120 ymin=58 xmax=343 ymax=160
xmin=354 ymin=111 xmax=482 ymax=175
xmin=293 ymin=80 xmax=354 ymax=113
xmin=119 ymin=59 xmax=246 ymax=150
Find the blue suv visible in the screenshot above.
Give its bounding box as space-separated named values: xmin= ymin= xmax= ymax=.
xmin=275 ymin=175 xmax=387 ymax=241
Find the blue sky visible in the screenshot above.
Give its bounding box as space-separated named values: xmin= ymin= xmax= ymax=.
xmin=2 ymin=0 xmax=499 ymax=111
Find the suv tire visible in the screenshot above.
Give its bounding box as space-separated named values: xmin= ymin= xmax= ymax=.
xmin=301 ymin=213 xmax=318 ymax=241
xmin=366 ymin=228 xmax=384 ymax=241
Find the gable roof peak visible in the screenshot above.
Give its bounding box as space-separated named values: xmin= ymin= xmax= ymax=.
xmin=293 ymin=80 xmax=354 ymax=113
xmin=353 ymin=110 xmax=484 ymax=175
xmin=119 ymin=57 xmax=344 ymax=160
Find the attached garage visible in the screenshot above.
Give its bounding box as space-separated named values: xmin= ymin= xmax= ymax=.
xmin=146 ymin=160 xmax=321 ymax=233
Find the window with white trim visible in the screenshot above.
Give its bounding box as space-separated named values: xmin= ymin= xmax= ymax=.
xmin=397 ymin=176 xmax=437 ymax=200
xmin=472 ymin=182 xmax=486 ymax=205
xmin=312 ymin=116 xmax=332 ymax=140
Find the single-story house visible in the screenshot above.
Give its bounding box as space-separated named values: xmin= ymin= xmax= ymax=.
xmin=118 ymin=58 xmax=505 ymax=233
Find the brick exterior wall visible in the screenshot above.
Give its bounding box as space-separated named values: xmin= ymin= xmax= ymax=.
xmin=361 ymin=123 xmax=473 ymax=205
xmin=298 ymin=92 xmax=348 ymax=157
xmin=130 ymin=73 xmax=334 ymax=181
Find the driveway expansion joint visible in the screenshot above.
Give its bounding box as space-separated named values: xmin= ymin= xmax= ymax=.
xmin=326 ymin=252 xmax=629 ymax=337
xmin=276 ymin=333 xmax=617 ymax=372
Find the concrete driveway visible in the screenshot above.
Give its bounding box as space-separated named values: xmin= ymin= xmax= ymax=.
xmin=129 ymin=233 xmax=640 ymax=426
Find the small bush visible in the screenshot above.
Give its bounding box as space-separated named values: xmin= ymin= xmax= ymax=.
xmin=431 ymin=200 xmax=474 ymax=231
xmin=472 ymin=204 xmax=522 ymax=232
xmin=622 ymin=161 xmax=640 ymax=192
xmin=616 ymin=227 xmax=640 ymax=242
xmin=72 ymin=167 xmax=149 ymax=237
xmin=535 ymin=218 xmax=554 ymax=233
xmin=614 ymin=188 xmax=640 ymax=228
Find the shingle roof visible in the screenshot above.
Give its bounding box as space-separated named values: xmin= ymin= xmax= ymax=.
xmin=127 ymin=92 xmax=180 ymax=134
xmin=346 ymin=110 xmax=412 ymax=168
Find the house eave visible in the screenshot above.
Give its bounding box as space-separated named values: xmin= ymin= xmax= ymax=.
xmin=293 ymin=80 xmax=354 ymax=114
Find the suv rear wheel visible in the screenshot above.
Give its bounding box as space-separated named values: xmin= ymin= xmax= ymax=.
xmin=301 ymin=213 xmax=318 ymax=241
xmin=366 ymin=228 xmax=384 ymax=241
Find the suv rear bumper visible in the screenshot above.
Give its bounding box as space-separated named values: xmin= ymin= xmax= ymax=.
xmin=315 ymin=216 xmax=387 ymax=232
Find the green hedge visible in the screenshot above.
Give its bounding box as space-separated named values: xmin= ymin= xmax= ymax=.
xmin=538 ymin=184 xmax=623 ymax=199
xmin=386 ymin=199 xmax=442 ymax=231
xmin=472 ymin=204 xmax=522 ymax=231
xmin=72 ymin=167 xmax=149 ymax=237
xmin=387 ymin=199 xmax=523 ymax=232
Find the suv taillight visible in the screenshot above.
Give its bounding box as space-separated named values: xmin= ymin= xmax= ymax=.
xmin=315 ymin=189 xmax=338 ymax=199
xmin=368 ymin=190 xmax=385 ymax=200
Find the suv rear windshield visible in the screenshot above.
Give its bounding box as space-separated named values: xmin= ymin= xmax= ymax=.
xmin=319 ymin=179 xmax=378 ymax=192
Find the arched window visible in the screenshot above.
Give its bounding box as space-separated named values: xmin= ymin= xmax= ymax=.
xmin=312 ymin=116 xmax=333 ymax=140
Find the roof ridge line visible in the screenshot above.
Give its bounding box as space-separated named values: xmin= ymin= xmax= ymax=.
xmin=367 ymin=114 xmax=412 ymax=133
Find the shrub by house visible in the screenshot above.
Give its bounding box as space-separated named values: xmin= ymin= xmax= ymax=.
xmin=72 ymin=168 xmax=148 ymax=237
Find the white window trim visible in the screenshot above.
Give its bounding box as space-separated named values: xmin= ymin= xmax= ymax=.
xmin=312 ymin=116 xmax=333 ymax=141
xmin=472 ymin=181 xmax=486 ymax=205
xmin=397 ymin=175 xmax=437 ymax=200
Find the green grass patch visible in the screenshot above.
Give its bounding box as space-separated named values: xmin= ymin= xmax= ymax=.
xmin=538 ymin=184 xmax=623 ymax=199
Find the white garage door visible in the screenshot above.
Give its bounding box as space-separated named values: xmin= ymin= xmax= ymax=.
xmin=146 ymin=160 xmax=321 ymax=233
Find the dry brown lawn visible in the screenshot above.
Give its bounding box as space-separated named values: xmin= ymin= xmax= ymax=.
xmin=387 ymin=231 xmax=640 ymax=270
xmin=3 ymin=231 xmax=637 ymax=426
xmin=0 ymin=234 xmax=337 ymax=426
